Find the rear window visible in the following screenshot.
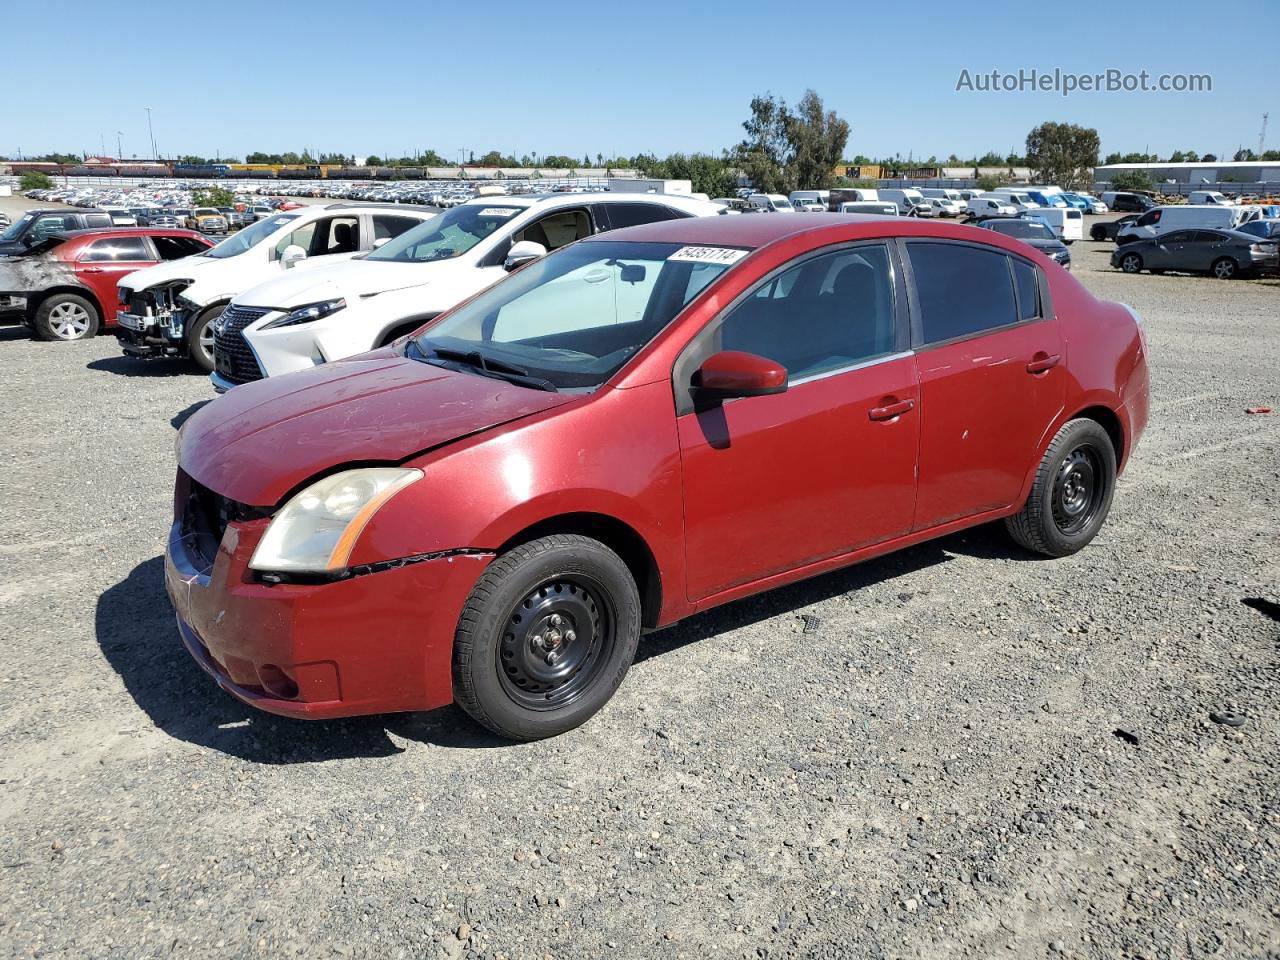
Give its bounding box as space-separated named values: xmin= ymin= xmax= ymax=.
xmin=907 ymin=242 xmax=1019 ymax=344
xmin=83 ymin=214 xmax=113 ymax=228
xmin=81 ymin=237 xmax=152 ymax=262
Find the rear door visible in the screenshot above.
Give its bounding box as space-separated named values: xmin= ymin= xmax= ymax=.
xmin=904 ymin=240 xmax=1064 ymax=530
xmin=676 ymin=242 xmax=919 ymax=601
xmin=75 ymin=236 xmax=157 ymax=322
xmin=1153 ymin=231 xmax=1193 ymax=269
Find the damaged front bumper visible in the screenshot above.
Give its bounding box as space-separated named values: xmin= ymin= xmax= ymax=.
xmin=117 ymin=283 xmax=194 ymax=359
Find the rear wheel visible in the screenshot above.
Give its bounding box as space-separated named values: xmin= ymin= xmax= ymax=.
xmin=1211 ymin=257 xmax=1238 ymax=280
xmin=1005 ymin=418 xmax=1117 ymax=558
xmin=185 ymin=305 xmax=223 ymax=371
xmin=453 ymin=534 xmax=641 ymax=741
xmin=1119 ymin=252 xmax=1143 ymax=274
xmin=33 ymin=294 xmax=99 ymax=341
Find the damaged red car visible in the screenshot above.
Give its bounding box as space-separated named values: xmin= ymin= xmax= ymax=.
xmin=0 ymin=228 xmax=213 ymax=340
xmin=169 ymin=214 xmax=1149 ymax=740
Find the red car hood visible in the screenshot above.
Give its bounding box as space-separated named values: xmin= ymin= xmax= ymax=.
xmin=179 ymin=352 xmax=576 ymax=505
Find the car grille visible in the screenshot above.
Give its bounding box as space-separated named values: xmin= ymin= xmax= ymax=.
xmin=213 ymin=305 xmax=271 ymax=384
xmin=181 ymin=476 xmax=268 ymax=570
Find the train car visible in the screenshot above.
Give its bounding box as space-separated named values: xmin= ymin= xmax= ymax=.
xmin=335 ymin=166 xmax=373 ymax=179
xmin=277 ymin=165 xmax=323 ymax=180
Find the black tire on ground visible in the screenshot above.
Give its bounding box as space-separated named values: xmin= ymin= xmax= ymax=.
xmin=1210 ymin=257 xmax=1238 ymax=280
xmin=1119 ymin=252 xmax=1143 ymax=273
xmin=453 ymin=534 xmax=641 ymax=741
xmin=185 ymin=304 xmax=223 ymax=372
xmin=1090 ymin=226 xmax=1106 ymax=240
xmin=32 ymin=293 xmax=100 ymax=341
xmin=1005 ymin=418 xmax=1117 ymax=558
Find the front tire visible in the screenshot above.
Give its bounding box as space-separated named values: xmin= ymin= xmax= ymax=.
xmin=185 ymin=305 xmax=223 ymax=372
xmin=33 ymin=294 xmax=99 ymax=341
xmin=1005 ymin=418 xmax=1117 ymax=558
xmin=1120 ymin=252 xmax=1143 ymax=273
xmin=453 ymin=534 xmax=641 ymax=741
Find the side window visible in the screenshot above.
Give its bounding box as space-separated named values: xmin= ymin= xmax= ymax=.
xmin=907 ymin=242 xmax=1018 ymax=344
xmin=1193 ymin=231 xmax=1222 ymax=243
xmin=314 ymin=216 xmax=360 ymax=255
xmin=276 ymin=220 xmax=317 ymax=256
xmin=152 ymin=236 xmax=209 ymax=260
xmin=80 ymin=237 xmax=152 ymax=262
xmin=372 ymin=215 xmax=421 ymax=242
xmin=1011 ymin=259 xmax=1041 ymax=322
xmin=514 ymin=209 xmax=591 ymax=252
xmin=715 ymin=244 xmax=898 ymax=380
xmin=1161 ymin=231 xmax=1191 ymax=243
xmin=29 ymin=215 xmax=72 ymax=241
xmin=604 ymin=203 xmax=681 ymax=230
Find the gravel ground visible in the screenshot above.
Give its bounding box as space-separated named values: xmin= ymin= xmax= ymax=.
xmin=0 ymin=221 xmax=1277 ymax=960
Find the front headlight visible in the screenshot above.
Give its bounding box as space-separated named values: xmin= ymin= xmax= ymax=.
xmin=260 ymin=297 xmax=347 ymax=330
xmin=249 ymin=467 xmax=422 ymax=574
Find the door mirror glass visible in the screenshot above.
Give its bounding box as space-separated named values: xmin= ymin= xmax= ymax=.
xmin=695 ymin=350 xmax=788 ymax=399
xmin=280 ymin=244 xmax=307 ymax=269
xmin=372 ymin=237 xmax=391 ymax=248
xmin=504 ymin=240 xmax=546 ymax=272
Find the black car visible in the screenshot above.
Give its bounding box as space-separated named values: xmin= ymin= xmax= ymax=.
xmin=970 ymin=216 xmax=1072 ymax=269
xmin=1090 ymin=214 xmax=1140 ymax=242
xmin=1110 ymin=228 xmax=1279 ymax=279
xmin=1105 ymin=192 xmax=1157 ymax=213
xmin=0 ymin=209 xmax=115 ymax=257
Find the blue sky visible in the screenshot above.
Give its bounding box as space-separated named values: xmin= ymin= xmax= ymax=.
xmin=5 ymin=0 xmax=1275 ymax=163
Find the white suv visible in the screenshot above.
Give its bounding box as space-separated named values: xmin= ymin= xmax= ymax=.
xmin=115 ymin=203 xmax=437 ymax=369
xmin=210 ymin=192 xmax=724 ymax=390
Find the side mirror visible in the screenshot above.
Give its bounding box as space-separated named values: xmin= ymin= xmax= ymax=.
xmin=504 ymin=240 xmax=546 ymax=272
xmin=280 ymin=244 xmax=307 ymax=269
xmin=694 ymin=350 xmax=788 ymax=400
xmin=372 ymin=237 xmax=392 ymax=248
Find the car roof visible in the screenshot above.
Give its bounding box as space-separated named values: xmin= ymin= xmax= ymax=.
xmin=51 ymin=227 xmax=209 ymax=241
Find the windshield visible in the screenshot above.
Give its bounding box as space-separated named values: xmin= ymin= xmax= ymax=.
xmin=412 ymin=240 xmax=744 ymax=389
xmin=204 ymin=213 xmax=299 ymax=259
xmin=772 ymin=199 xmax=793 ymax=208
xmin=368 ymin=204 xmax=523 ymax=262
xmin=1 ymin=213 xmax=34 ymax=242
xmin=991 ymin=220 xmax=1056 ymax=240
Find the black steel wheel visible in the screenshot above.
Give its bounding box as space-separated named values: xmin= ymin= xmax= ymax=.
xmin=498 ymin=574 xmax=616 ymax=711
xmin=453 ymin=534 xmax=641 ymax=740
xmin=1006 ymin=418 xmax=1117 ymax=557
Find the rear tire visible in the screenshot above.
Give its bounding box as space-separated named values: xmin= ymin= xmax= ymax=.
xmin=1211 ymin=257 xmax=1238 ymax=280
xmin=185 ymin=305 xmax=223 ymax=372
xmin=1005 ymin=418 xmax=1117 ymax=558
xmin=33 ymin=294 xmax=99 ymax=341
xmin=453 ymin=534 xmax=641 ymax=741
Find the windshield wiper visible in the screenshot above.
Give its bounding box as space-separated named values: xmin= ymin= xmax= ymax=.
xmin=407 ymin=341 xmax=558 ymax=392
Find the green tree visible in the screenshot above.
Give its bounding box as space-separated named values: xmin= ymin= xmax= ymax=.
xmin=1201 ymin=154 xmax=1217 ymax=162
xmin=634 ymin=152 xmax=739 ymax=197
xmin=976 ymin=172 xmax=1010 ymax=191
xmin=540 ymin=155 xmax=577 ymax=168
xmin=20 ymin=171 xmax=55 ymax=190
xmin=785 ymin=89 xmax=850 ymax=190
xmin=735 ymin=93 xmax=795 ymax=193
xmin=1233 ymin=148 xmax=1256 ymax=162
xmin=364 ymin=155 xmax=382 ymax=166
xmin=976 ymin=151 xmax=1005 ymax=166
xmin=1025 ymin=121 xmax=1100 ymax=188
xmin=1109 ymin=170 xmax=1153 ymax=192
xmin=193 ymin=187 xmax=235 ymax=208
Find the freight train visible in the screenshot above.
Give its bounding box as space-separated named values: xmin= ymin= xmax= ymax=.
xmin=5 ymin=161 xmax=421 ymax=180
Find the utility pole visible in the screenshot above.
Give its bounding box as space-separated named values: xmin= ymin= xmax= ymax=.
xmin=1261 ymin=113 xmax=1269 ymax=156
xmin=145 ymin=107 xmax=156 ymax=159
xmin=116 ymin=131 xmax=124 ymax=159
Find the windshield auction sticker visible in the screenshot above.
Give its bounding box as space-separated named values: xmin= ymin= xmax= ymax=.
xmin=478 ymin=207 xmax=518 ymax=217
xmin=669 ymin=246 xmax=748 ymax=265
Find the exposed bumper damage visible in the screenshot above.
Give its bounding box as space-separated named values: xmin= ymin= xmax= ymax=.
xmin=0 ymin=255 xmax=80 ymax=321
xmin=117 ymin=281 xmax=195 ymax=358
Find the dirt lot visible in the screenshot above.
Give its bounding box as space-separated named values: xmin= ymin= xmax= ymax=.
xmin=0 ymin=217 xmax=1277 ymax=960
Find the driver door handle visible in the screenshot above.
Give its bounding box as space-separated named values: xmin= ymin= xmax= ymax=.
xmin=81 ymin=266 xmax=104 ymax=273
xmin=868 ymin=398 xmax=915 ymax=421
xmin=1026 ymin=354 xmax=1060 ymax=374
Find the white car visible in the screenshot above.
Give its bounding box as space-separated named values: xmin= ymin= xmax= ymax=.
xmin=211 ymin=192 xmax=725 ymax=390
xmin=928 ymin=197 xmax=966 ymax=218
xmin=968 ymin=195 xmax=1019 ymax=218
xmin=115 ymin=203 xmax=437 ymax=370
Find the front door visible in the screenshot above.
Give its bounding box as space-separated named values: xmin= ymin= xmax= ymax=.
xmin=677 ymin=243 xmax=919 ymax=602
xmin=904 ymin=241 xmax=1065 ymax=530
xmin=75 ymin=236 xmax=158 ymax=322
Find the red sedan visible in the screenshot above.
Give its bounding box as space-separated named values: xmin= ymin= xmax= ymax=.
xmin=168 ymin=214 xmax=1149 ymax=740
xmin=0 ymin=227 xmax=212 ymax=340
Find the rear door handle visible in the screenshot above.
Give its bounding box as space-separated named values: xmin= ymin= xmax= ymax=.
xmin=81 ymin=267 xmax=104 ymax=273
xmin=1026 ymin=354 xmax=1060 ymax=374
xmin=868 ymin=398 xmax=915 ymax=421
